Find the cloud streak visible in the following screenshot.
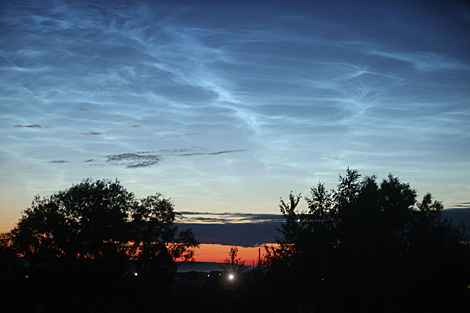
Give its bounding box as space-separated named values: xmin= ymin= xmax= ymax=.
xmin=14 ymin=124 xmax=43 ymax=129
xmin=106 ymin=153 xmax=160 ymax=168
xmin=83 ymin=132 xmax=102 ymax=136
xmin=176 ymin=212 xmax=284 ymax=247
xmin=179 ymin=150 xmax=246 ymax=157
xmin=178 ymin=211 xmax=284 ymax=224
xmin=102 ymin=149 xmax=245 ymax=168
xmin=176 ymin=210 xmax=470 ymax=247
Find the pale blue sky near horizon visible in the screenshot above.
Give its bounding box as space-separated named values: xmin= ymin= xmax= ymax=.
xmin=1 ymin=0 xmax=470 ymax=232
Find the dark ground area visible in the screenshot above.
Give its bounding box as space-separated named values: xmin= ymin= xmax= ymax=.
xmin=2 ymin=265 xmax=470 ymax=313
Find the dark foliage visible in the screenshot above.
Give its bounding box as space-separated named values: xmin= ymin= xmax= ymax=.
xmin=264 ymin=169 xmax=470 ymax=312
xmin=220 ymin=246 xmax=247 ymax=274
xmin=1 ymin=172 xmax=470 ymax=313
xmin=0 ymin=179 xmax=198 ymax=312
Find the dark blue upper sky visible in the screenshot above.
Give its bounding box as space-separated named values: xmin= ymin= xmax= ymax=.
xmin=1 ymin=0 xmax=469 ymax=232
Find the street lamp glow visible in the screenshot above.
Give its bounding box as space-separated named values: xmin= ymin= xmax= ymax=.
xmin=229 ymin=274 xmax=234 ymax=280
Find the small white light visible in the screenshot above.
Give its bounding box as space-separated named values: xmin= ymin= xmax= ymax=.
xmin=229 ymin=274 xmax=234 ymax=280
xmin=134 ymin=272 xmax=138 ymax=277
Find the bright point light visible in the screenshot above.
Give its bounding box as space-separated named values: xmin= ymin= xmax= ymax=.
xmin=229 ymin=274 xmax=234 ymax=280
xmin=134 ymin=272 xmax=138 ymax=277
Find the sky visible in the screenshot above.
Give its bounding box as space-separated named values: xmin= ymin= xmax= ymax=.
xmin=1 ymin=0 xmax=470 ymax=261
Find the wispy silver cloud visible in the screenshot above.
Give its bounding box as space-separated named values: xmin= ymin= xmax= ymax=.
xmin=368 ymin=50 xmax=470 ymax=72
xmin=179 ymin=149 xmax=246 ymax=157
xmin=1 ymin=0 xmax=469 ymax=226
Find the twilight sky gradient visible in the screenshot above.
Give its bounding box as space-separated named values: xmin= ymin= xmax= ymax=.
xmin=1 ymin=0 xmax=470 ymax=243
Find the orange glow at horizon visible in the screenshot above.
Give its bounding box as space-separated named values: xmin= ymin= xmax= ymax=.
xmin=191 ymin=243 xmax=276 ymax=265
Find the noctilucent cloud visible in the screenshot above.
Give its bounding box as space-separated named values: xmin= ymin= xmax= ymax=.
xmin=1 ymin=0 xmax=469 ymax=232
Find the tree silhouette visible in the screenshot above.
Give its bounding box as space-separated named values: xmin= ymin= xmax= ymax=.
xmin=265 ymin=169 xmax=470 ymax=312
xmin=220 ymin=246 xmax=246 ymax=273
xmin=7 ymin=179 xmax=199 ymax=285
xmin=128 ymin=192 xmax=199 ymax=296
xmin=11 ymin=179 xmax=134 ymax=262
xmin=130 ymin=193 xmax=198 ymax=263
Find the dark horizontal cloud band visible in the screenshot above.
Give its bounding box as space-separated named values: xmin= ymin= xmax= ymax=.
xmin=176 ymin=209 xmax=470 ymax=247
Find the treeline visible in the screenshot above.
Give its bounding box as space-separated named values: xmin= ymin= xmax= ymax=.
xmin=262 ymin=168 xmax=470 ymax=312
xmin=1 ymin=170 xmax=470 ymax=312
xmin=0 ymin=179 xmax=198 ymax=312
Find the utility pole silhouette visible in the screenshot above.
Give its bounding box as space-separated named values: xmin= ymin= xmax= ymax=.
xmin=258 ymin=248 xmax=261 ymax=269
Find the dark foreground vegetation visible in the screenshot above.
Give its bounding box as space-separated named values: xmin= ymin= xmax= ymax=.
xmin=1 ymin=169 xmax=470 ymax=312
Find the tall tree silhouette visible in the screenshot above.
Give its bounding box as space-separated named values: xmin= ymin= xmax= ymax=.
xmin=8 ymin=179 xmax=199 ymax=284
xmin=129 ymin=192 xmax=199 ymax=293
xmin=265 ymin=169 xmax=470 ymax=312
xmin=221 ymin=246 xmax=246 ymax=273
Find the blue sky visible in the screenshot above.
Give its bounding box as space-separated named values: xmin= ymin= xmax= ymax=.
xmin=1 ymin=0 xmax=470 ymax=233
